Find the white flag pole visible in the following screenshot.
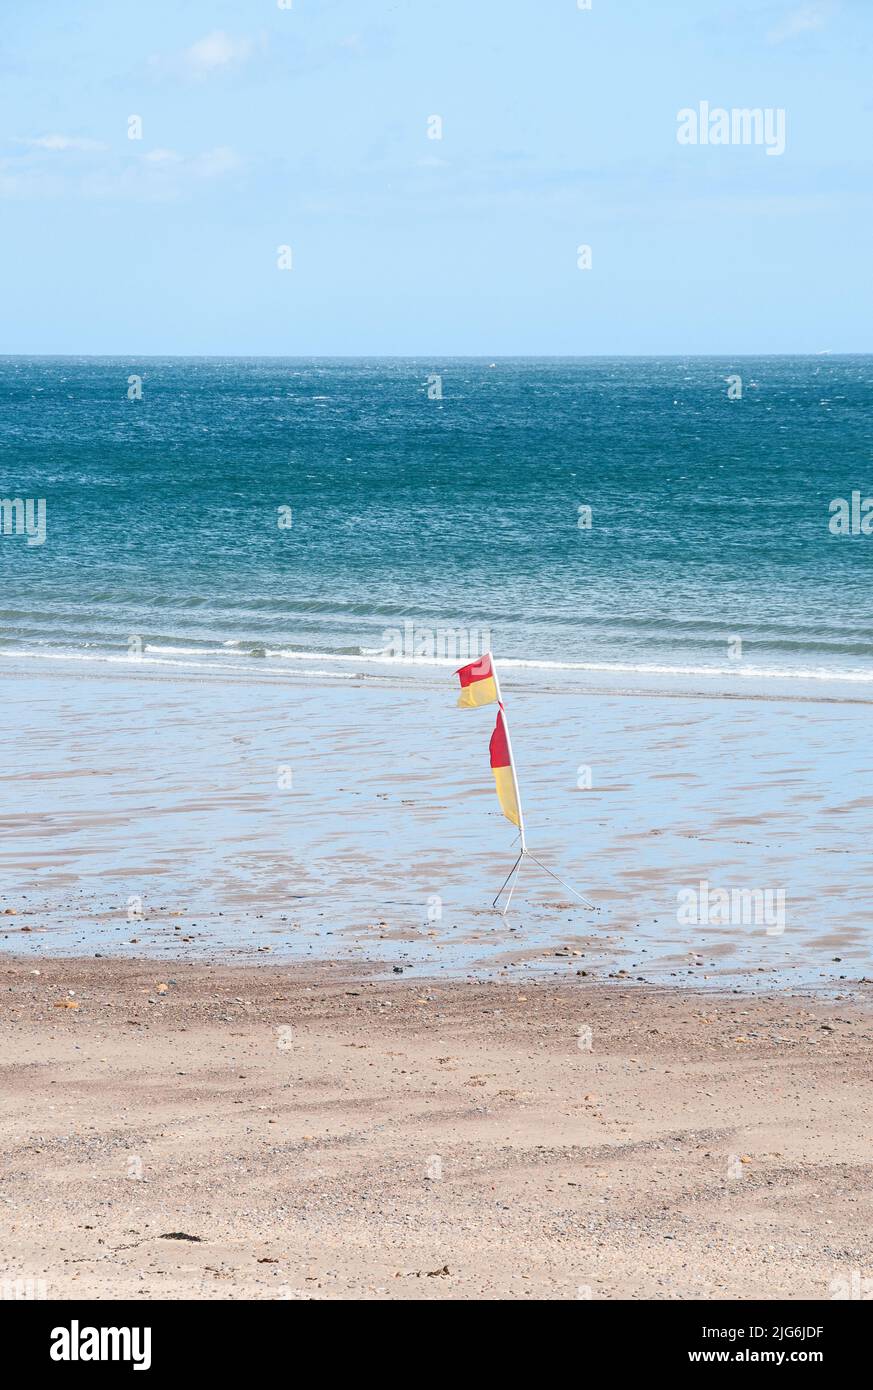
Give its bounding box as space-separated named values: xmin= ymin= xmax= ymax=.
xmin=486 ymin=651 xmax=595 ymax=914
xmin=489 ymin=651 xmax=526 ymax=853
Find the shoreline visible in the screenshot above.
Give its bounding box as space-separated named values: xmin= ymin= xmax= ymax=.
xmin=4 ymin=649 xmax=873 ymax=706
xmin=2 ymin=923 xmax=871 ymax=1001
xmin=2 ymin=953 xmax=871 ymax=1300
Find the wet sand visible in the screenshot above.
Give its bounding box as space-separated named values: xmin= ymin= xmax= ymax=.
xmin=1 ymin=954 xmax=871 ymax=1300
xmin=1 ymin=658 xmax=871 ymax=987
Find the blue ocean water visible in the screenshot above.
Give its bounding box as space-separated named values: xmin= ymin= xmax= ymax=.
xmin=1 ymin=356 xmax=872 ymax=688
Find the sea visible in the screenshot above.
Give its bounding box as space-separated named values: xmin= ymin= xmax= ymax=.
xmin=1 ymin=356 xmax=871 ymax=697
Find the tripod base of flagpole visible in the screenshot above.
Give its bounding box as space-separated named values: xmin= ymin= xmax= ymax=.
xmin=492 ymin=849 xmax=524 ymax=915
xmin=492 ymin=848 xmax=595 ymax=914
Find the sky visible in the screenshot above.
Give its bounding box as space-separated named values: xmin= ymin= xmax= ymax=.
xmin=1 ymin=0 xmax=871 ymax=355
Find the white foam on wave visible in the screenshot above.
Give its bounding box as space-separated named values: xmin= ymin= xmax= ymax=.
xmin=145 ymin=644 xmax=249 ymax=657
xmin=0 ymin=649 xmax=359 ymax=680
xmin=266 ymin=647 xmax=873 ymax=685
xmin=4 ymin=645 xmax=873 ymax=689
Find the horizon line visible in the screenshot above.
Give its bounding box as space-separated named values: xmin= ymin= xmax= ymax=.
xmin=0 ymin=351 xmax=866 ymax=361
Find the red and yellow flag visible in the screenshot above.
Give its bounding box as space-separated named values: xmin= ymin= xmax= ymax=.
xmin=455 ymin=654 xmax=498 ymax=709
xmin=489 ymin=707 xmax=521 ymax=828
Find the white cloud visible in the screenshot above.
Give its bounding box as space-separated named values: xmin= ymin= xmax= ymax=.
xmin=0 ymin=143 xmax=242 ymax=200
xmin=15 ymin=134 xmax=107 ymax=152
xmin=153 ymin=30 xmax=254 ymax=79
xmin=767 ymin=2 xmax=835 ymax=45
xmin=187 ymin=30 xmax=250 ymax=72
xmin=135 ymin=145 xmax=242 ymax=184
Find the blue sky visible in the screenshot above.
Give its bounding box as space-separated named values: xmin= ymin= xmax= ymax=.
xmin=1 ymin=0 xmax=871 ymax=354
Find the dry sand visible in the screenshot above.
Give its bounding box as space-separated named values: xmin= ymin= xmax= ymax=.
xmin=1 ymin=954 xmax=871 ymax=1300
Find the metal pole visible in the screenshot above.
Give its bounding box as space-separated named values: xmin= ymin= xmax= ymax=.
xmin=492 ymin=849 xmax=524 ymax=914
xmin=485 ymin=651 xmax=594 ymax=914
xmin=489 ymin=652 xmax=526 ymax=852
xmin=525 ymin=851 xmax=595 ymax=910
xmin=501 ymin=851 xmax=524 ymax=915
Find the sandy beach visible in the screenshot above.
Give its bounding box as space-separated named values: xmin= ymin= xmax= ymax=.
xmin=1 ymin=953 xmax=871 ymax=1301
xmin=3 ymin=657 xmax=872 ymax=1302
